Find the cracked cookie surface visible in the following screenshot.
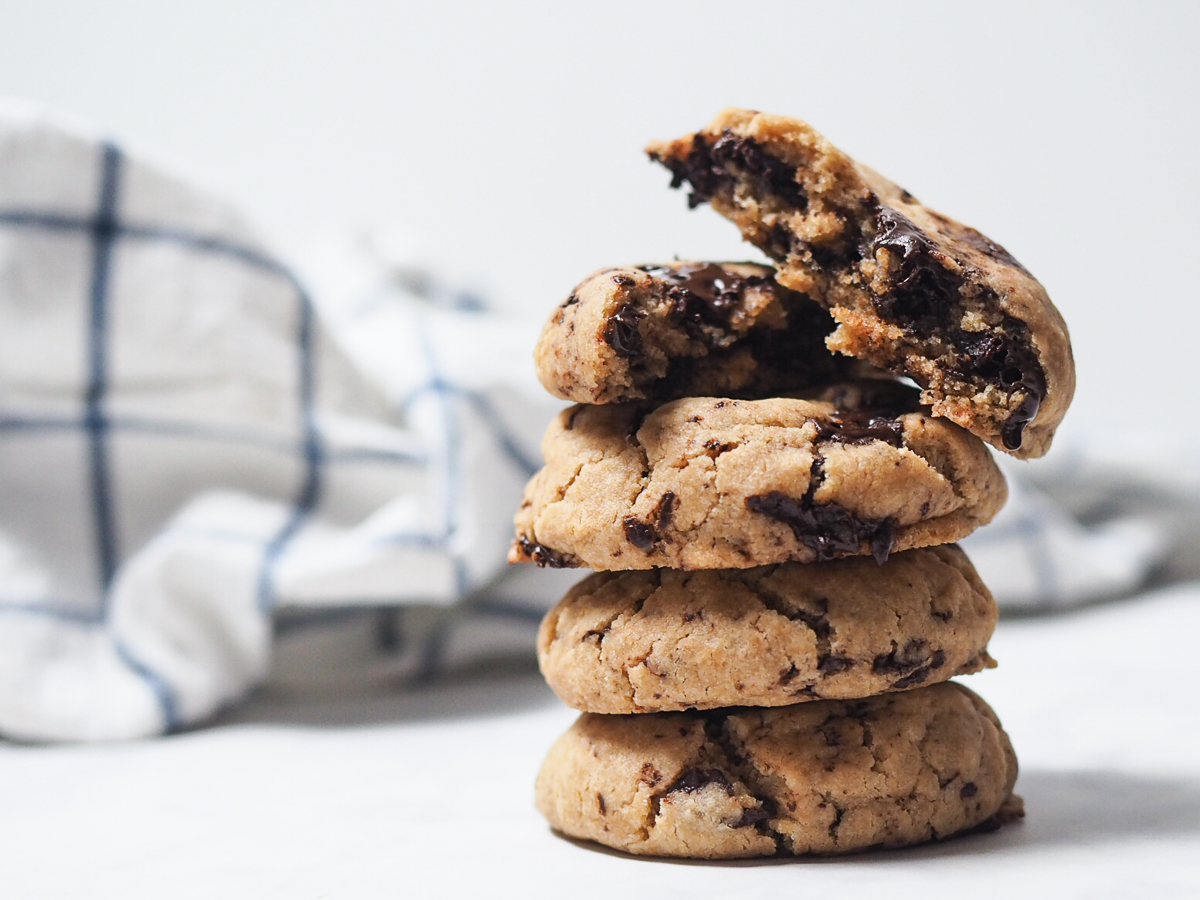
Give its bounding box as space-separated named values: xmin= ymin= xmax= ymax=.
xmin=538 ymin=545 xmax=997 ymax=713
xmin=535 ymin=261 xmax=867 ymax=404
xmin=647 ymin=108 xmax=1074 ymax=459
xmin=511 ymin=384 xmax=1006 ymax=571
xmin=535 ymin=681 xmax=1021 ymax=858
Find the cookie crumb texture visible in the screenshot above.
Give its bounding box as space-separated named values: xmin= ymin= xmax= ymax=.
xmin=538 ymin=546 xmax=997 ymax=713
xmin=535 ymin=682 xmax=1020 ymax=858
xmin=535 ymin=261 xmax=866 ymax=404
xmin=647 ymin=108 xmax=1074 ymax=458
xmin=511 ymin=392 xmax=1006 ymax=570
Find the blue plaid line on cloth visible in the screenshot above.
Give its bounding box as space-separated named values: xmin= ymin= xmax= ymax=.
xmin=0 ymin=137 xmax=552 ymax=732
xmin=0 ymin=141 xmax=329 ymax=728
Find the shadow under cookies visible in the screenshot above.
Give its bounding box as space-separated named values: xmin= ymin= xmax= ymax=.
xmin=553 ymin=768 xmax=1200 ymax=867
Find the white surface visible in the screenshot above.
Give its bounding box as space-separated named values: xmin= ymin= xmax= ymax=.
xmin=3 ymin=583 xmax=1199 ymax=899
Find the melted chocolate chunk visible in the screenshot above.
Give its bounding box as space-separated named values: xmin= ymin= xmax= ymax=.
xmin=623 ymin=516 xmax=656 ymax=551
xmin=711 ymin=132 xmax=807 ymax=209
xmin=763 ymin=222 xmax=794 ymax=260
xmin=515 ymin=536 xmax=574 ymax=568
xmin=950 ymin=324 xmax=1046 ymax=450
xmin=651 ymin=131 xmax=807 ymax=211
xmin=640 ymin=262 xmax=772 ymax=340
xmin=668 ymin=767 xmax=733 ymax=795
xmin=814 ymin=412 xmax=905 ymax=448
xmin=643 ymin=262 xmax=769 ymax=317
xmin=1002 ymin=393 xmax=1041 ymax=450
xmin=870 ymin=209 xmax=1047 ymax=450
xmin=631 ymin=263 xmax=847 ymax=397
xmin=603 ymin=303 xmax=644 ymax=358
xmin=870 ymin=208 xmax=962 ymax=327
xmin=746 ymin=490 xmax=897 ymax=563
xmin=651 ymin=134 xmax=724 ymax=208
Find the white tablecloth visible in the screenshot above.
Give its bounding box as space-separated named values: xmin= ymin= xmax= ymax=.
xmin=3 ymin=580 xmax=1198 ymax=899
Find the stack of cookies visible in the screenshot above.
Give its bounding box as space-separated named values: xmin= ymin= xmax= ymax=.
xmin=511 ymin=110 xmax=1074 ymax=858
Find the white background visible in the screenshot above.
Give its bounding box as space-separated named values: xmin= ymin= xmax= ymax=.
xmin=0 ymin=0 xmax=1196 ymax=444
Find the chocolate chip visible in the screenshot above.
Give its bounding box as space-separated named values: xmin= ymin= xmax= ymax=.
xmin=807 ymin=237 xmax=861 ymax=271
xmin=611 ymin=273 xmax=636 ymax=287
xmin=790 ymin=607 xmax=832 ymax=642
xmin=642 ymin=262 xmax=771 ymax=327
xmin=735 ymin=806 xmax=774 ymax=828
xmin=652 ymin=492 xmax=676 ymax=530
xmin=818 ymin=655 xmax=854 ymax=675
xmin=668 ymin=767 xmax=733 ymax=795
xmin=704 ymin=439 xmax=737 ymax=457
xmin=961 ymin=782 xmax=978 ymax=798
xmin=870 ymin=207 xmax=962 ymax=327
xmin=814 ymin=414 xmax=905 ymax=448
xmin=763 ymin=223 xmax=794 ymax=260
xmin=869 ymin=209 xmax=1046 ymax=450
xmin=603 ymin=303 xmax=644 ymax=358
xmin=515 ymin=536 xmax=574 ymax=568
xmin=746 ymin=490 xmax=897 ymax=563
xmin=652 ymin=131 xmax=809 ymax=214
xmin=870 ymin=520 xmax=896 ymax=566
xmin=710 ymin=131 xmax=808 ymax=210
xmin=1002 ymin=391 xmax=1041 ymax=451
xmin=778 ymin=663 xmax=800 ymax=685
xmin=622 ymin=517 xmax=656 ymax=551
xmin=891 ymin=667 xmax=932 ymax=689
xmin=597 ymin=793 xmax=607 ymax=814
xmin=872 ymin=639 xmax=928 ymax=675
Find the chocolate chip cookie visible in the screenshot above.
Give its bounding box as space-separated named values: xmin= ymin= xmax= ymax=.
xmin=535 ymin=681 xmax=1021 ymax=858
xmin=511 ymin=384 xmax=1006 ymax=571
xmin=535 ymin=261 xmax=868 ymax=404
xmin=647 ymin=108 xmax=1074 ymax=458
xmin=538 ymin=545 xmax=996 ymax=713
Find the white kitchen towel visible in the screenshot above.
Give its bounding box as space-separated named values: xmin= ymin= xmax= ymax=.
xmin=0 ymin=104 xmax=1179 ymax=741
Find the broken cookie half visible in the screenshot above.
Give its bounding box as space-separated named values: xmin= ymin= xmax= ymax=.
xmin=535 ymin=261 xmax=867 ymax=404
xmin=647 ymin=108 xmax=1074 ymax=459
